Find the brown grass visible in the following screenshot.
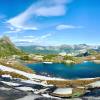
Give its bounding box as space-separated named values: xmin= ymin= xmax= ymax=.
xmin=0 ymin=60 xmax=34 ymax=74
xmin=47 ymin=78 xmax=100 ymax=88
xmin=0 ymin=70 xmax=28 ymax=80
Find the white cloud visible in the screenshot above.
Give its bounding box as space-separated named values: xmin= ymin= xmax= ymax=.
xmin=34 ymin=5 xmax=66 ymax=16
xmin=12 ymin=33 xmax=52 ymax=46
xmin=23 ymin=35 xmax=35 ymax=38
xmin=56 ymin=24 xmax=83 ymax=30
xmin=40 ymin=33 xmax=52 ymax=39
xmin=5 ymin=23 xmax=38 ymax=33
xmin=34 ymin=0 xmax=72 ymax=16
xmin=6 ymin=0 xmax=73 ymax=32
xmin=5 ymin=27 xmax=21 ymax=33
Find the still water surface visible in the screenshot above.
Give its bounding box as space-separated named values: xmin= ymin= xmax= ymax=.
xmin=26 ymin=62 xmax=100 ymax=79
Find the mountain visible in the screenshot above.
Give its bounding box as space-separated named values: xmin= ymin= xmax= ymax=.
xmin=18 ymin=44 xmax=100 ymax=55
xmin=0 ymin=36 xmax=22 ymax=57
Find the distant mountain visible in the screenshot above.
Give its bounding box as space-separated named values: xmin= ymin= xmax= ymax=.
xmin=18 ymin=44 xmax=100 ymax=55
xmin=18 ymin=45 xmax=61 ymax=54
xmin=0 ymin=36 xmax=22 ymax=57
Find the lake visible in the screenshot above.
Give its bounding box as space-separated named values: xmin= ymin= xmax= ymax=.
xmin=26 ymin=62 xmax=100 ymax=79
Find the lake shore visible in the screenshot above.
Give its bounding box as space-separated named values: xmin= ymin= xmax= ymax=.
xmin=0 ymin=64 xmax=100 ymax=99
xmin=26 ymin=61 xmax=100 ymax=79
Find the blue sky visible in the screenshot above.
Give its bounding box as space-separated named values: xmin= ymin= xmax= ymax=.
xmin=0 ymin=0 xmax=100 ymax=46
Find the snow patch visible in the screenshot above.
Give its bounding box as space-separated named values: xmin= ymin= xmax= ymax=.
xmin=53 ymin=88 xmax=73 ymax=95
xmin=88 ymin=81 xmax=100 ymax=88
xmin=16 ymin=86 xmax=35 ymax=92
xmin=0 ymin=65 xmax=66 ymax=81
xmin=1 ymin=81 xmax=21 ymax=86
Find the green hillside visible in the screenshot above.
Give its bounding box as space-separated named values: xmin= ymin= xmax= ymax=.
xmin=0 ymin=36 xmax=23 ymax=57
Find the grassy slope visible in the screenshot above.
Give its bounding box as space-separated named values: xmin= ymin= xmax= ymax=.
xmin=0 ymin=36 xmax=34 ymax=74
xmin=0 ymin=36 xmax=23 ymax=57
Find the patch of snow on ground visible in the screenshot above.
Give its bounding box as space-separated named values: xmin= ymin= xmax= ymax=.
xmin=1 ymin=81 xmax=21 ymax=86
xmin=42 ymin=93 xmax=61 ymax=99
xmin=16 ymin=87 xmax=35 ymax=92
xmin=88 ymin=81 xmax=100 ymax=88
xmin=0 ymin=65 xmax=66 ymax=81
xmin=21 ymin=80 xmax=53 ymax=87
xmin=1 ymin=74 xmax=12 ymax=79
xmin=0 ymin=87 xmax=11 ymax=91
xmin=53 ymin=88 xmax=73 ymax=95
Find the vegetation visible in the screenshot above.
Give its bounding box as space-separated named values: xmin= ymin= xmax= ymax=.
xmin=0 ymin=36 xmax=24 ymax=57
xmin=72 ymin=87 xmax=85 ymax=98
xmin=0 ymin=36 xmax=34 ymax=74
xmin=20 ymin=54 xmax=32 ymax=61
xmin=95 ymin=54 xmax=100 ymax=60
xmin=0 ymin=59 xmax=34 ymax=73
xmin=88 ymin=49 xmax=98 ymax=55
xmin=64 ymin=55 xmax=74 ymax=60
xmin=42 ymin=54 xmax=83 ymax=64
xmin=46 ymin=78 xmax=99 ymax=87
xmin=43 ymin=54 xmax=57 ymax=61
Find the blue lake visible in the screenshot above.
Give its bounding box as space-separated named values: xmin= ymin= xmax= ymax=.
xmin=26 ymin=62 xmax=100 ymax=79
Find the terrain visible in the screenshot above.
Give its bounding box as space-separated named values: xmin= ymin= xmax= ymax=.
xmin=0 ymin=36 xmax=100 ymax=100
xmin=0 ymin=36 xmax=23 ymax=57
xmin=18 ymin=44 xmax=100 ymax=55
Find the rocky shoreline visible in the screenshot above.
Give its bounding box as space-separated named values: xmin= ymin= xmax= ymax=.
xmin=0 ymin=78 xmax=100 ymax=100
xmin=0 ymin=75 xmax=100 ymax=100
xmin=0 ymin=64 xmax=100 ymax=100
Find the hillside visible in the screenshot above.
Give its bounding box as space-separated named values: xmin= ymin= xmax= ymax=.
xmin=0 ymin=36 xmax=23 ymax=57
xmin=0 ymin=36 xmax=33 ymax=73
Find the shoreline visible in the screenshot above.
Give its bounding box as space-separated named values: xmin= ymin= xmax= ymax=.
xmin=0 ymin=64 xmax=100 ymax=82
xmin=0 ymin=64 xmax=100 ymax=99
xmin=24 ymin=60 xmax=99 ymax=65
xmin=25 ymin=61 xmax=100 ymax=81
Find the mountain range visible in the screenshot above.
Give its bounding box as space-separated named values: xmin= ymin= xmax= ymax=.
xmin=18 ymin=44 xmax=100 ymax=55
xmin=0 ymin=36 xmax=99 ymax=56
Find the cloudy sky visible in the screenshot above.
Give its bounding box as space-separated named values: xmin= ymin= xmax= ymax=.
xmin=0 ymin=0 xmax=100 ymax=46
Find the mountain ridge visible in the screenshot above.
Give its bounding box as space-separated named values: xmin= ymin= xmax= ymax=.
xmin=0 ymin=36 xmax=23 ymax=57
xmin=18 ymin=44 xmax=100 ymax=54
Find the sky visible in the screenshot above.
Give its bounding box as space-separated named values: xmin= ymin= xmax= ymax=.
xmin=0 ymin=0 xmax=100 ymax=46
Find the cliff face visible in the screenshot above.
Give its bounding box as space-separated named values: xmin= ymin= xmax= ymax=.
xmin=0 ymin=36 xmax=22 ymax=57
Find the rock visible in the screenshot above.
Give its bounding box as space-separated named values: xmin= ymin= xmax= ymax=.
xmin=51 ymin=88 xmax=73 ymax=97
xmin=88 ymin=81 xmax=100 ymax=88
